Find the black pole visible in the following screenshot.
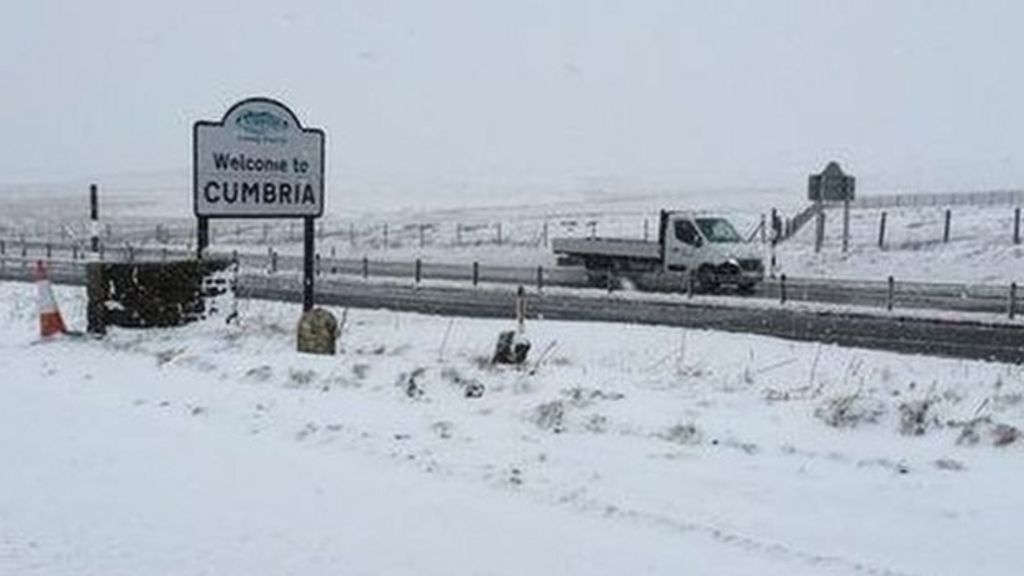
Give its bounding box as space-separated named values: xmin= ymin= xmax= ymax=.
xmin=472 ymin=261 xmax=479 ymax=286
xmin=414 ymin=258 xmax=422 ymax=284
xmin=536 ymin=265 xmax=544 ymax=292
xmin=943 ymin=209 xmax=951 ymax=243
xmin=1014 ymin=208 xmax=1021 ymax=245
xmin=878 ymin=211 xmax=887 ymax=249
xmin=887 ymin=276 xmax=895 ymax=311
xmin=197 ymin=217 xmax=209 ymax=259
xmin=779 ymin=274 xmax=787 ymax=304
xmin=303 ymin=217 xmax=315 ymax=311
xmin=1010 ymin=282 xmax=1017 ymax=320
xmin=89 ymin=184 xmax=100 ymax=253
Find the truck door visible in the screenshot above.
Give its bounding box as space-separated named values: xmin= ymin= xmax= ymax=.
xmin=664 ymin=216 xmax=703 ymax=272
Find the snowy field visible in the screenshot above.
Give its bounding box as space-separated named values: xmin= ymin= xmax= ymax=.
xmin=2 ymin=282 xmax=1022 ymax=575
xmin=777 ymin=204 xmax=1024 ymax=285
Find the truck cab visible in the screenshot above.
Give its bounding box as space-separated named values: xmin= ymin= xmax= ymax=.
xmin=659 ymin=211 xmax=764 ymax=292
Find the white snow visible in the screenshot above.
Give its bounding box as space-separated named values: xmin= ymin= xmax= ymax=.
xmin=2 ymin=282 xmax=1023 ymax=575
xmin=776 ymin=204 xmax=1024 ymax=285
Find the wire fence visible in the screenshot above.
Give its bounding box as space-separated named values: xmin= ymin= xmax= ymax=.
xmin=853 ymin=189 xmax=1024 ymax=209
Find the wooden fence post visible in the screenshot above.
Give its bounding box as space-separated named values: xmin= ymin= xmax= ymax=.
xmin=1014 ymin=208 xmax=1021 ymax=245
xmin=878 ymin=211 xmax=887 ymax=249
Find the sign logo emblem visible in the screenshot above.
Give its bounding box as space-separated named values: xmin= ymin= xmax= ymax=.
xmin=235 ymin=110 xmax=289 ymax=135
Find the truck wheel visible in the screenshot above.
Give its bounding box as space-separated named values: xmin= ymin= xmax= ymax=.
xmin=697 ymin=265 xmax=719 ymax=293
xmin=736 ymin=281 xmax=757 ymax=294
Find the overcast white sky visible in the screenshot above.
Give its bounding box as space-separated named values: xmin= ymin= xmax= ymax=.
xmin=2 ymin=0 xmax=1023 ymax=209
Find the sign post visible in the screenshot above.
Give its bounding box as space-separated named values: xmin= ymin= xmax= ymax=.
xmin=808 ymin=161 xmax=855 ymax=253
xmin=194 ymin=97 xmax=325 ymax=310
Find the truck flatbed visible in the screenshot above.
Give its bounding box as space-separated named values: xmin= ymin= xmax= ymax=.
xmin=551 ymin=237 xmax=661 ymax=261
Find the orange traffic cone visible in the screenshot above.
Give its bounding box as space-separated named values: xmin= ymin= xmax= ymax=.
xmin=34 ymin=260 xmax=67 ymax=338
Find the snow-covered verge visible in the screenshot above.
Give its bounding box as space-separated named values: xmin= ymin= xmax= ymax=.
xmin=2 ymin=282 xmax=1023 ymax=576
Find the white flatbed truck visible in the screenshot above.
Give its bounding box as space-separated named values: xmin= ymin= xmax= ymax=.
xmin=552 ymin=211 xmax=764 ymax=293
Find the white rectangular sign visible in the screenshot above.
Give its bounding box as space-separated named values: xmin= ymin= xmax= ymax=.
xmin=194 ymin=98 xmax=325 ymax=218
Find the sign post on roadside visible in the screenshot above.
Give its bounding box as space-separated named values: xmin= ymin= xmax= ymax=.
xmin=808 ymin=161 xmax=855 ymax=253
xmin=193 ymin=97 xmax=326 ymax=310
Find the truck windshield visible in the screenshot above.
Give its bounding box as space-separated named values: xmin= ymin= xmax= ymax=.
xmin=695 ymin=218 xmax=741 ymax=243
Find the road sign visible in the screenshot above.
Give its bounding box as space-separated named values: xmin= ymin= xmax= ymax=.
xmin=808 ymin=161 xmax=855 ymax=202
xmin=194 ymin=97 xmax=325 ymax=218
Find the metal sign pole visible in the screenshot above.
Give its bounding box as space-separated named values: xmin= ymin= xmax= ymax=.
xmin=197 ymin=217 xmax=209 ymax=259
xmin=303 ymin=216 xmax=315 ymax=311
xmin=842 ymin=199 xmax=850 ymax=252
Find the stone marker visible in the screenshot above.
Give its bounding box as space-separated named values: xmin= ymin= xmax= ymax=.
xmin=297 ymin=307 xmax=339 ymax=355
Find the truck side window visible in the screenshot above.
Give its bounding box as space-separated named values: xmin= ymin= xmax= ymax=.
xmin=674 ymin=220 xmax=701 ymax=246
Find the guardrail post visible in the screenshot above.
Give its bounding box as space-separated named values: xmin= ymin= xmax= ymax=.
xmin=1014 ymin=208 xmax=1021 ymax=245
xmin=472 ymin=261 xmax=479 ymax=286
xmin=878 ymin=211 xmax=887 ymax=249
xmin=887 ymin=276 xmax=895 ymax=311
xmin=45 ymin=243 xmax=52 ymax=260
xmin=1010 ymin=282 xmax=1018 ymax=319
xmin=270 ymin=249 xmax=278 ymax=274
xmin=362 ymin=256 xmax=369 ymax=279
xmin=536 ymin=265 xmax=544 ymax=293
xmin=943 ymin=209 xmax=951 ymax=243
xmin=516 ymin=285 xmax=526 ymax=332
xmin=414 ymin=258 xmax=422 ymax=285
xmin=779 ymin=274 xmax=787 ymax=304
